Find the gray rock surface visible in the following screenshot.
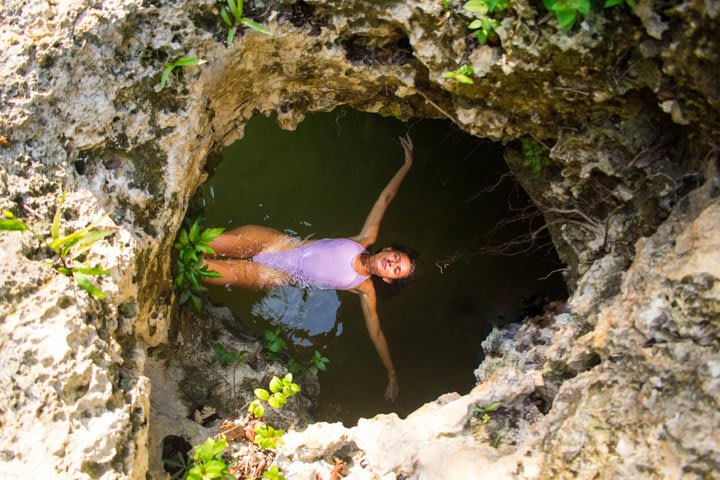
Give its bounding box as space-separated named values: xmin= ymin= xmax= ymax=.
xmin=0 ymin=0 xmax=718 ymax=478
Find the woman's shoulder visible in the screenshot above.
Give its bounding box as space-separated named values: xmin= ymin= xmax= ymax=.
xmin=347 ymin=235 xmax=373 ymax=249
xmin=348 ymin=277 xmax=375 ymax=294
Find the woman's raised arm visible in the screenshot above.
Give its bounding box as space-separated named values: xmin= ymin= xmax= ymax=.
xmin=352 ymin=135 xmax=413 ymax=248
xmin=358 ymin=286 xmax=400 ymax=401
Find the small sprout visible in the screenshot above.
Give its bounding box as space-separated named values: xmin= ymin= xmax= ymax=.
xmin=158 ymin=55 xmax=207 ymax=92
xmin=604 ymin=0 xmax=636 ymax=7
xmin=287 ymin=357 xmax=305 ymax=375
xmin=442 ymin=64 xmax=475 ymax=84
xmin=220 ymin=0 xmax=272 ymax=46
xmin=253 ymin=422 xmax=285 ymax=450
xmin=463 ymin=0 xmax=506 ymax=44
xmin=475 ymin=401 xmax=502 ymax=423
xmin=543 ymin=0 xmax=591 ymax=31
xmin=263 ymin=465 xmax=286 ymax=480
xmin=311 ymin=350 xmax=330 ymax=372
xmin=520 ymin=138 xmax=551 ymax=177
xmin=263 ymin=328 xmax=287 ymax=358
xmin=1 ymin=192 xmax=113 ymax=298
xmin=211 ymin=343 xmax=245 ymax=367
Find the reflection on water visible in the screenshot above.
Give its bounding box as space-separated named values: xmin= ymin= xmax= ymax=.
xmin=251 ymin=286 xmax=342 ymax=346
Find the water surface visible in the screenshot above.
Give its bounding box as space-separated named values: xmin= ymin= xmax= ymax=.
xmin=201 ymin=109 xmax=565 ymax=424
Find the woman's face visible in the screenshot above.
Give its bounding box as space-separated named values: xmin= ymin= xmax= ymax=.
xmin=371 ymin=249 xmax=413 ymax=282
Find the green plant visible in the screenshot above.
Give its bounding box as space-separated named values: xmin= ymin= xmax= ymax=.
xmin=253 ymin=422 xmax=285 ymax=450
xmin=220 ymin=0 xmax=272 ymax=45
xmin=520 ymin=138 xmax=551 ymax=177
xmin=163 ymin=452 xmax=193 ymax=480
xmin=287 ymin=357 xmax=305 ymax=376
xmin=1 ymin=193 xmax=113 ymax=298
xmin=174 ymin=219 xmax=224 ymax=312
xmin=542 ymin=0 xmax=634 ymax=32
xmin=603 ymin=0 xmax=636 ymax=8
xmin=441 ymin=64 xmax=475 ymax=84
xmin=262 ymin=465 xmax=286 ymax=480
xmin=248 ymin=373 xmax=301 ymax=419
xmin=310 ymin=350 xmax=330 ymax=373
xmin=492 ymin=431 xmax=502 ymax=448
xmin=474 ymin=401 xmax=502 ymax=423
xmin=159 ymin=55 xmax=207 ymax=92
xmin=212 ymin=343 xmax=246 ymax=368
xmin=248 ymin=374 xmax=300 ymax=451
xmin=186 ymin=437 xmax=235 ymax=480
xmin=263 ymin=328 xmax=287 ymax=359
xmin=464 ymin=0 xmax=507 ymax=44
xmin=543 ymin=0 xmax=590 ymax=30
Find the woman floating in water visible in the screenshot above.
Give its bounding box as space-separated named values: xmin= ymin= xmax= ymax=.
xmin=203 ymin=135 xmax=416 ymax=401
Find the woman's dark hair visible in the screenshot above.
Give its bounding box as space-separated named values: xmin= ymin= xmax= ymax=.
xmin=369 ymin=243 xmax=420 ymax=300
xmin=388 ymin=243 xmax=419 ymax=288
xmin=370 ymin=243 xmax=420 ymax=302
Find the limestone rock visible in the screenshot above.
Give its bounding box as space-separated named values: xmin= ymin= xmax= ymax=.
xmin=1 ymin=0 xmax=718 ymax=478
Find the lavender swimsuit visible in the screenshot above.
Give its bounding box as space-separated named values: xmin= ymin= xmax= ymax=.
xmin=252 ymin=238 xmax=370 ymax=290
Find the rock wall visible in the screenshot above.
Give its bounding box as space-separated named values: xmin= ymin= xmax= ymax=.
xmin=0 ymin=0 xmax=718 ymax=478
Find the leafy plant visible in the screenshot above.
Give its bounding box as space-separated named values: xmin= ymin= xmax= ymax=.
xmin=543 ymin=0 xmax=590 ymax=31
xmin=287 ymin=357 xmax=305 ymax=376
xmin=310 ymin=350 xmax=330 ymax=373
xmin=248 ymin=373 xmax=301 ymax=419
xmin=262 ymin=465 xmax=286 ymax=480
xmin=492 ymin=431 xmax=502 ymax=448
xmin=1 ymin=193 xmax=113 ymax=298
xmin=253 ymin=422 xmax=285 ymax=450
xmin=220 ymin=0 xmax=272 ymax=45
xmin=159 ymin=55 xmax=207 ymax=92
xmin=441 ymin=64 xmax=475 ymax=84
xmin=174 ymin=219 xmax=224 ymax=313
xmin=186 ymin=437 xmax=235 ymax=480
xmin=474 ymin=401 xmax=502 ymax=423
xmin=603 ymin=0 xmax=636 ymax=8
xmin=263 ymin=328 xmax=287 ymax=359
xmin=464 ymin=0 xmax=507 ymax=44
xmin=259 ymin=373 xmax=301 ymax=409
xmin=163 ymin=452 xmax=193 ymax=480
xmin=520 ymin=138 xmax=551 ymax=177
xmin=211 ymin=343 xmax=246 ymax=368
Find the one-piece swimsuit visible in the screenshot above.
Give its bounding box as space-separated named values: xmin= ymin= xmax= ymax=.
xmin=252 ymin=238 xmax=370 ymax=290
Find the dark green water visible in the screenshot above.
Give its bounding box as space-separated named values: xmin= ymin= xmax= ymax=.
xmin=200 ymin=109 xmax=565 ymax=425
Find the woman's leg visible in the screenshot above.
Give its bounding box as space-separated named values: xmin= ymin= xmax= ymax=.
xmin=209 ymin=225 xmax=293 ymax=258
xmin=202 ymin=258 xmax=292 ymax=290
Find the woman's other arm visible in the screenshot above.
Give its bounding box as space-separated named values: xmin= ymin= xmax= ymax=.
xmin=352 ymin=135 xmax=413 ymax=248
xmin=358 ymin=286 xmax=399 ymax=401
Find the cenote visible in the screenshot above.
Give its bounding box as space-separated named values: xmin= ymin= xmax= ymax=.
xmin=199 ymin=109 xmax=566 ymax=425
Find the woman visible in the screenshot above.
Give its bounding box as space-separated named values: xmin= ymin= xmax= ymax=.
xmin=203 ymin=135 xmax=415 ymax=401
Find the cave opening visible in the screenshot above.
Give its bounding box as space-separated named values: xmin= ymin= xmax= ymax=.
xmin=193 ymin=107 xmax=567 ymax=424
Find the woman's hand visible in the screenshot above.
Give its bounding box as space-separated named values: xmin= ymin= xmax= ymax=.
xmin=385 ymin=372 xmax=399 ymax=401
xmin=399 ymin=134 xmax=413 ymax=167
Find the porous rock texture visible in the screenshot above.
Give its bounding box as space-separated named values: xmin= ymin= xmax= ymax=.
xmin=0 ymin=0 xmax=718 ymax=478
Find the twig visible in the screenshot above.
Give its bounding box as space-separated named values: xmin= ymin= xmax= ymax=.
xmin=20 ymin=202 xmax=44 ymax=220
xmin=553 ymin=86 xmax=590 ymax=96
xmin=416 ymin=90 xmax=461 ymax=127
xmin=538 ymin=268 xmax=568 ymax=281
